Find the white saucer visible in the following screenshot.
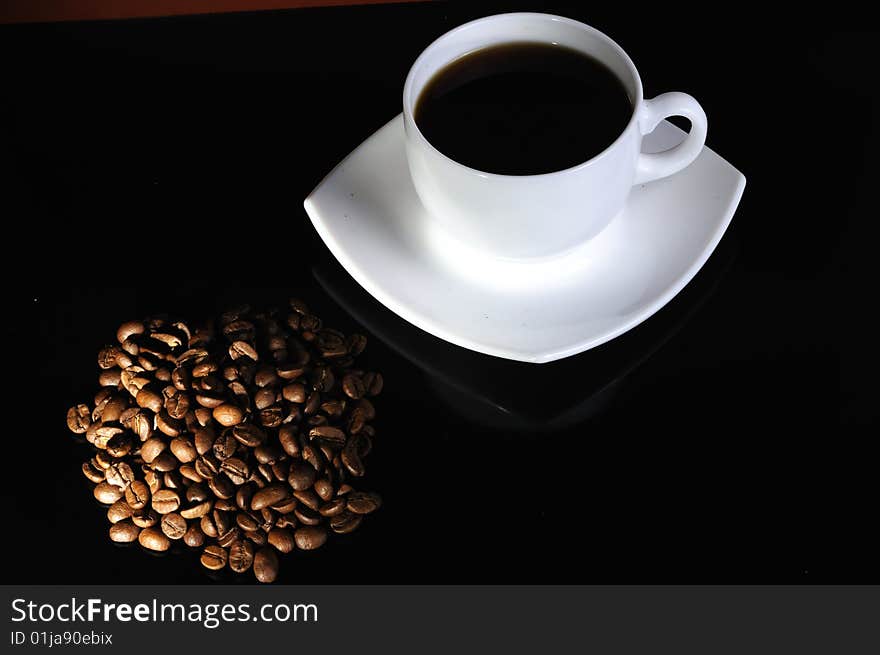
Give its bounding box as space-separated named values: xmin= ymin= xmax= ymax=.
xmin=304 ymin=115 xmax=745 ymax=363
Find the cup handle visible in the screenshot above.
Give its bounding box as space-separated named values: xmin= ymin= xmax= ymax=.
xmin=634 ymin=92 xmax=708 ymax=185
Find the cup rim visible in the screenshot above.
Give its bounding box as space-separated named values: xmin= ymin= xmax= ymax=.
xmin=402 ymin=12 xmax=645 ymax=180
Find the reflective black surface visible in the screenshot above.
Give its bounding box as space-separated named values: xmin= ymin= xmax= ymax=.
xmin=1 ymin=1 xmax=878 ymax=583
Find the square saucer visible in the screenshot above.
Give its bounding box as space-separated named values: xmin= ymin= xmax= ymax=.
xmin=304 ymin=115 xmax=745 ymax=363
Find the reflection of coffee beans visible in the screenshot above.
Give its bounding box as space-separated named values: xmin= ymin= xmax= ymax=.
xmin=67 ymin=299 xmax=383 ymax=582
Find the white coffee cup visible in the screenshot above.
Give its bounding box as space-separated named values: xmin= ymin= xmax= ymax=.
xmin=403 ymin=13 xmax=708 ymax=259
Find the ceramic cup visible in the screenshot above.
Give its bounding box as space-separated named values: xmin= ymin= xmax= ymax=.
xmin=403 ymin=13 xmax=708 ymax=259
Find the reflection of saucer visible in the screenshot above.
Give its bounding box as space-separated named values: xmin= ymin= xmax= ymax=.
xmin=304 ymin=114 xmax=745 ymax=363
xmin=313 ymin=225 xmax=737 ymax=431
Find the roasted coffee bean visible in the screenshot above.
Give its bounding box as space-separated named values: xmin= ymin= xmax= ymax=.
xmin=117 ymin=321 xmax=145 ymax=344
xmin=319 ymin=498 xmax=347 ymax=517
xmin=220 ymin=457 xmax=250 ymax=485
xmin=253 ymin=444 xmax=281 ymax=465
xmin=302 ymin=444 xmax=326 ymax=473
xmin=140 ymin=437 xmax=167 ymax=464
xmin=125 ymin=481 xmax=151 ymax=510
xmin=139 ymin=527 xmax=170 ymax=552
xmin=106 ymin=432 xmax=134 ymax=458
xmin=236 ymin=512 xmax=260 ymax=532
xmin=208 ymin=474 xmax=235 ymax=499
xmin=294 ymin=506 xmax=322 ymax=526
xmin=294 ymin=526 xmax=327 ymax=551
xmin=320 ymin=399 xmax=346 ymax=418
xmin=132 ymin=508 xmax=159 ymax=528
xmin=184 ymin=524 xmax=205 ymax=548
xmin=156 ymin=412 xmax=184 ymax=438
xmin=253 ymin=387 xmax=277 ymax=410
xmin=163 ymin=470 xmax=183 ymax=490
xmin=282 ymin=382 xmax=307 ymax=404
xmin=161 ymin=513 xmax=187 ymax=540
xmin=107 ymin=499 xmax=134 ymax=523
xmin=136 ymin=388 xmax=163 ymax=414
xmin=251 ymin=484 xmax=291 ymax=511
xmin=314 ymin=479 xmax=335 ymax=502
xmin=235 ymin=485 xmax=254 ymax=511
xmin=163 ymin=386 xmax=190 ymax=419
xmin=186 ymin=484 xmax=209 ymax=503
xmin=180 ymin=465 xmax=203 ymax=483
xmin=330 ymin=511 xmax=362 ymax=534
xmin=253 ymin=547 xmax=278 ymax=583
xmin=257 ymin=406 xmax=283 ymax=428
xmin=212 ymin=403 xmax=244 ymax=427
xmin=144 ymin=469 xmax=162 ymax=494
xmin=267 ymin=528 xmax=295 ymax=553
xmin=132 ymin=410 xmax=153 ymax=441
xmin=278 ymin=425 xmax=300 ymax=457
xmin=200 ymin=514 xmax=218 ymax=539
xmin=201 ymin=544 xmax=228 ymax=570
xmin=341 ymin=437 xmax=365 ymax=477
xmin=341 ymin=373 xmax=365 ymax=400
xmin=67 ymin=404 xmax=92 ymax=433
xmin=228 ymin=539 xmax=255 ymax=573
xmin=346 ymin=333 xmax=367 ymax=356
xmin=293 ymin=489 xmax=321 ymax=512
xmin=98 ymin=345 xmax=125 ymax=369
xmin=212 ymin=432 xmax=238 ymax=460
xmin=347 ymin=491 xmax=382 ymax=514
xmin=105 ymin=462 xmax=136 ymax=489
xmin=151 ymin=451 xmax=178 ymax=473
xmin=95 ymin=450 xmax=113 ymax=469
xmin=309 ymin=425 xmax=347 ymax=449
xmin=231 ymin=424 xmax=266 ymax=447
xmin=195 ymin=453 xmax=220 ymax=479
xmin=217 ymin=526 xmax=241 ymax=548
xmin=271 ymin=496 xmax=297 ymax=514
xmin=152 ymin=489 xmax=181 ymax=514
xmin=109 ymin=520 xmax=140 ymax=543
xmin=362 ymin=371 xmax=384 ymax=396
xmin=180 ymin=501 xmax=213 ymax=520
xmin=194 ymin=427 xmax=215 ymax=456
xmin=82 ymin=460 xmax=105 ymax=484
xmin=170 ymin=437 xmax=198 ymax=463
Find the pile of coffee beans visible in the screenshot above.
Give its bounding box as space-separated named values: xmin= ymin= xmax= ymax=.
xmin=67 ymin=299 xmax=382 ymax=583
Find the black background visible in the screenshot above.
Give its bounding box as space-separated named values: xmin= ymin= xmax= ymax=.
xmin=1 ymin=1 xmax=877 ymax=584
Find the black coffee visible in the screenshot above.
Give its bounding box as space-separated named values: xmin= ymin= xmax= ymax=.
xmin=414 ymin=42 xmax=633 ymax=175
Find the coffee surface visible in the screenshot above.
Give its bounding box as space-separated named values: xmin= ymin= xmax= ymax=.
xmin=414 ymin=41 xmax=633 ymax=175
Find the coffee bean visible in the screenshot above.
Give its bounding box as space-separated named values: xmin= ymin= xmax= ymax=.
xmin=132 ymin=508 xmax=159 ymax=528
xmin=229 ymin=340 xmax=259 ymax=362
xmin=201 ymin=544 xmax=228 ymax=570
xmin=180 ymin=501 xmax=213 ymax=520
xmin=109 ymin=520 xmax=140 ymax=543
xmin=282 ymin=382 xmax=307 ymax=404
xmin=212 ymin=432 xmax=238 ymax=460
xmin=220 ymin=457 xmax=250 ymax=485
xmin=236 ymin=512 xmax=260 ymax=532
xmin=170 ymin=437 xmax=198 ymax=463
xmin=105 ymin=462 xmax=136 ymax=489
xmin=271 ymin=497 xmax=297 ymax=514
xmin=309 ymin=425 xmax=347 ymax=449
xmin=278 ymin=425 xmax=300 ymax=457
xmin=314 ymin=479 xmax=335 ymax=502
xmin=341 ymin=438 xmax=365 ymax=477
xmin=251 ymin=484 xmax=291 ymax=511
xmin=329 ymin=511 xmax=362 ymax=534
xmin=294 ymin=526 xmax=327 ymax=550
xmin=161 ymin=513 xmax=187 ymax=540
xmin=180 ymin=465 xmax=203 ymax=483
xmin=319 ymin=498 xmax=347 ymax=517
xmin=106 ymin=432 xmax=134 ymax=458
xmin=294 ymin=505 xmax=322 ymax=526
xmin=362 ymin=371 xmax=384 ymax=396
xmin=346 ymin=333 xmax=367 ymax=356
xmin=231 ymin=424 xmax=266 ymax=447
xmin=82 ymin=460 xmax=105 ymax=484
xmin=184 ymin=524 xmax=205 ymax=548
xmin=268 ymin=528 xmax=295 ymax=553
xmin=229 ymin=539 xmax=255 ymax=573
xmin=125 ymin=481 xmax=151 ymax=510
xmin=151 ymin=451 xmax=178 ymax=472
xmin=156 ymin=412 xmax=184 ymax=438
xmin=213 ymin=403 xmax=244 ymax=427
xmin=342 ymin=373 xmax=365 ymax=400
xmin=293 ymin=489 xmax=321 ymax=512
xmin=253 ymin=547 xmax=278 ymax=583
xmin=217 ymin=526 xmax=241 ymax=549
xmin=143 ymin=469 xmax=162 ymax=494
xmin=67 ymin=404 xmax=92 ymax=433
xmin=162 ymin=386 xmax=190 ymax=419
xmin=208 ymin=474 xmax=235 ymax=499
xmin=139 ymin=527 xmax=170 ymax=552
xmin=107 ymin=499 xmax=134 ymax=523
xmin=136 ymin=388 xmax=163 ymax=414
xmin=347 ymin=491 xmax=382 ymax=514
xmin=193 ymin=427 xmax=216 ymax=456
xmin=117 ymin=321 xmax=145 ymax=345
xmin=152 ymin=489 xmax=181 ymax=514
